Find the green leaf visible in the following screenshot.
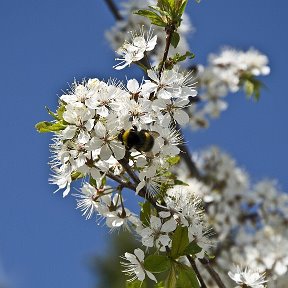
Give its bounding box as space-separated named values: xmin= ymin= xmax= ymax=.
xmin=144 ymin=255 xmax=171 ymax=273
xmin=57 ymin=104 xmax=65 ymax=119
xmin=140 ymin=201 xmax=151 ymax=227
xmin=134 ymin=9 xmax=166 ymax=27
xmin=126 ymin=280 xmax=146 ymax=288
xmin=45 ymin=106 xmax=58 ymax=120
xmin=183 ymin=51 xmax=195 ymax=59
xmin=170 ymin=32 xmax=180 ymax=48
xmin=71 ymin=171 xmax=84 ymax=180
xmin=178 ymin=0 xmax=188 ymax=16
xmin=174 ymin=179 xmax=189 ymax=186
xmin=157 ymin=0 xmax=171 ymax=10
xmin=244 ymin=79 xmax=254 ymax=96
xmin=244 ymin=77 xmax=263 ymax=101
xmin=243 ymin=76 xmax=263 ymax=101
xmin=183 ymin=241 xmax=202 ymax=256
xmin=240 ymin=72 xmax=265 ymax=101
xmin=173 ymin=51 xmax=195 ymax=63
xmin=45 ymin=104 xmax=65 ymax=121
xmin=165 ymin=264 xmax=177 ymax=288
xmin=101 ymin=176 xmax=107 ymax=187
xmin=155 ymin=281 xmax=165 ymax=288
xmin=167 ymin=156 xmax=180 ymax=165
xmin=89 ymin=177 xmax=97 ymax=187
xmin=166 ymin=0 xmax=175 ymax=10
xmin=148 ymin=5 xmax=170 ymax=17
xmin=171 ymin=226 xmax=189 ymax=258
xmin=35 ymin=121 xmax=66 ymax=133
xmin=176 ymin=267 xmax=200 ymax=288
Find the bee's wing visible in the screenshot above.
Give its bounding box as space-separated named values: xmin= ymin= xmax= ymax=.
xmin=150 ymin=131 xmax=160 ymax=139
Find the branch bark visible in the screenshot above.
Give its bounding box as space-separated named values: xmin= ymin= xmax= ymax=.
xmin=158 ymin=25 xmax=175 ymax=77
xmin=199 ymin=257 xmax=227 ymax=288
xmin=103 ymin=0 xmax=123 ymax=21
xmin=187 ymin=255 xmax=208 ymax=288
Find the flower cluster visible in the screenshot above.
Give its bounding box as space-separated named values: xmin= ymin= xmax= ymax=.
xmin=49 ymin=62 xmax=197 ymax=198
xmin=37 ymin=0 xmax=280 ymax=287
xmin=165 ymin=186 xmax=213 ymax=258
xmin=106 ymin=0 xmax=194 ymax=65
xmin=40 ymin=24 xmax=207 ymax=282
xmin=105 ymin=0 xmax=270 ymax=131
xmin=175 ymin=147 xmax=288 ymax=287
xmin=188 ymin=48 xmax=270 ymax=129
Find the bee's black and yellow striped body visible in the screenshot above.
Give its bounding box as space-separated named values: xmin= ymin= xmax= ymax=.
xmin=118 ymin=126 xmax=155 ymax=152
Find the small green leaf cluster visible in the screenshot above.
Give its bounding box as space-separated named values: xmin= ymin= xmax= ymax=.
xmin=135 ymin=0 xmax=188 ymax=50
xmin=35 ymin=103 xmax=67 ymax=133
xmin=241 ymin=74 xmax=264 ymax=101
xmin=135 ymin=0 xmax=188 ymax=29
xmin=164 ymin=51 xmax=195 ymax=70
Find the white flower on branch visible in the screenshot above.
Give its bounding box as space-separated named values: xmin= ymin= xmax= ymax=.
xmin=73 ymin=183 xmax=107 ymax=220
xmin=228 ymin=266 xmax=267 ymax=288
xmin=105 ymin=208 xmax=141 ymax=232
xmin=121 ymin=248 xmax=157 ymax=283
xmin=139 ymin=215 xmax=177 ymax=252
xmin=106 ymin=0 xmax=194 ymax=64
xmin=62 ymin=102 xmax=95 ymax=144
xmin=88 ymin=121 xmax=125 ymax=161
xmin=113 ymin=26 xmax=157 ymax=70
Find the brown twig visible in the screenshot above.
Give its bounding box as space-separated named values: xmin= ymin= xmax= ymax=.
xmin=179 ymin=141 xmax=201 ymax=179
xmin=176 ymin=124 xmax=202 ymax=179
xmin=187 ymin=255 xmax=208 ymax=288
xmin=103 ymin=0 xmax=123 ymax=21
xmin=199 ymin=257 xmax=227 ymax=288
xmin=117 ymin=152 xmax=159 ymax=209
xmin=159 ymin=25 xmax=176 ymax=77
xmin=118 ymin=153 xmax=140 ymax=185
xmin=106 ymin=172 xmax=136 ymax=191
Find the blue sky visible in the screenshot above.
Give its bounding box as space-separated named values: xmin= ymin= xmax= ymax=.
xmin=0 ymin=0 xmax=287 ymax=287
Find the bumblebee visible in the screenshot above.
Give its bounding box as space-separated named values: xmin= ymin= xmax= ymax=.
xmin=118 ymin=126 xmax=157 ymax=152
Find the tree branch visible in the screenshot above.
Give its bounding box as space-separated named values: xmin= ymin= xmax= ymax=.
xmin=187 ymin=255 xmax=208 ymax=288
xmin=176 ymin=124 xmax=202 ymax=179
xmin=118 ymin=154 xmax=140 ymax=185
xmin=199 ymin=257 xmax=227 ymax=288
xmin=117 ymin=153 xmax=159 ymax=209
xmin=103 ymin=0 xmax=123 ymax=21
xmin=179 ymin=141 xmax=201 ymax=179
xmin=159 ymin=25 xmax=176 ymax=77
xmin=106 ymin=171 xmax=136 ymax=191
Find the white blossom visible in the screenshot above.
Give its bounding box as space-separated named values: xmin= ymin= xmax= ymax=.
xmin=228 ymin=266 xmax=267 ymax=288
xmin=121 ymin=248 xmax=157 ymax=283
xmin=113 ymin=27 xmax=157 ymax=70
xmin=139 ymin=215 xmax=177 ymax=251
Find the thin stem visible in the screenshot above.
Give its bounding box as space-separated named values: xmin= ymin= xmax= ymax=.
xmin=117 ymin=153 xmax=159 ymax=209
xmin=176 ymin=124 xmax=201 ymax=179
xmin=118 ymin=153 xmax=140 ymax=185
xmin=106 ymin=171 xmax=136 ymax=191
xmin=135 ymin=61 xmax=148 ymax=73
xmin=179 ymin=141 xmax=201 ymax=179
xmin=143 ymin=53 xmax=152 ymax=70
xmin=199 ymin=257 xmax=227 ymax=288
xmin=103 ymin=0 xmax=123 ymax=21
xmin=118 ymin=189 xmax=127 ymax=217
xmin=159 ymin=25 xmax=175 ymax=77
xmin=187 ymin=256 xmax=207 ymax=288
